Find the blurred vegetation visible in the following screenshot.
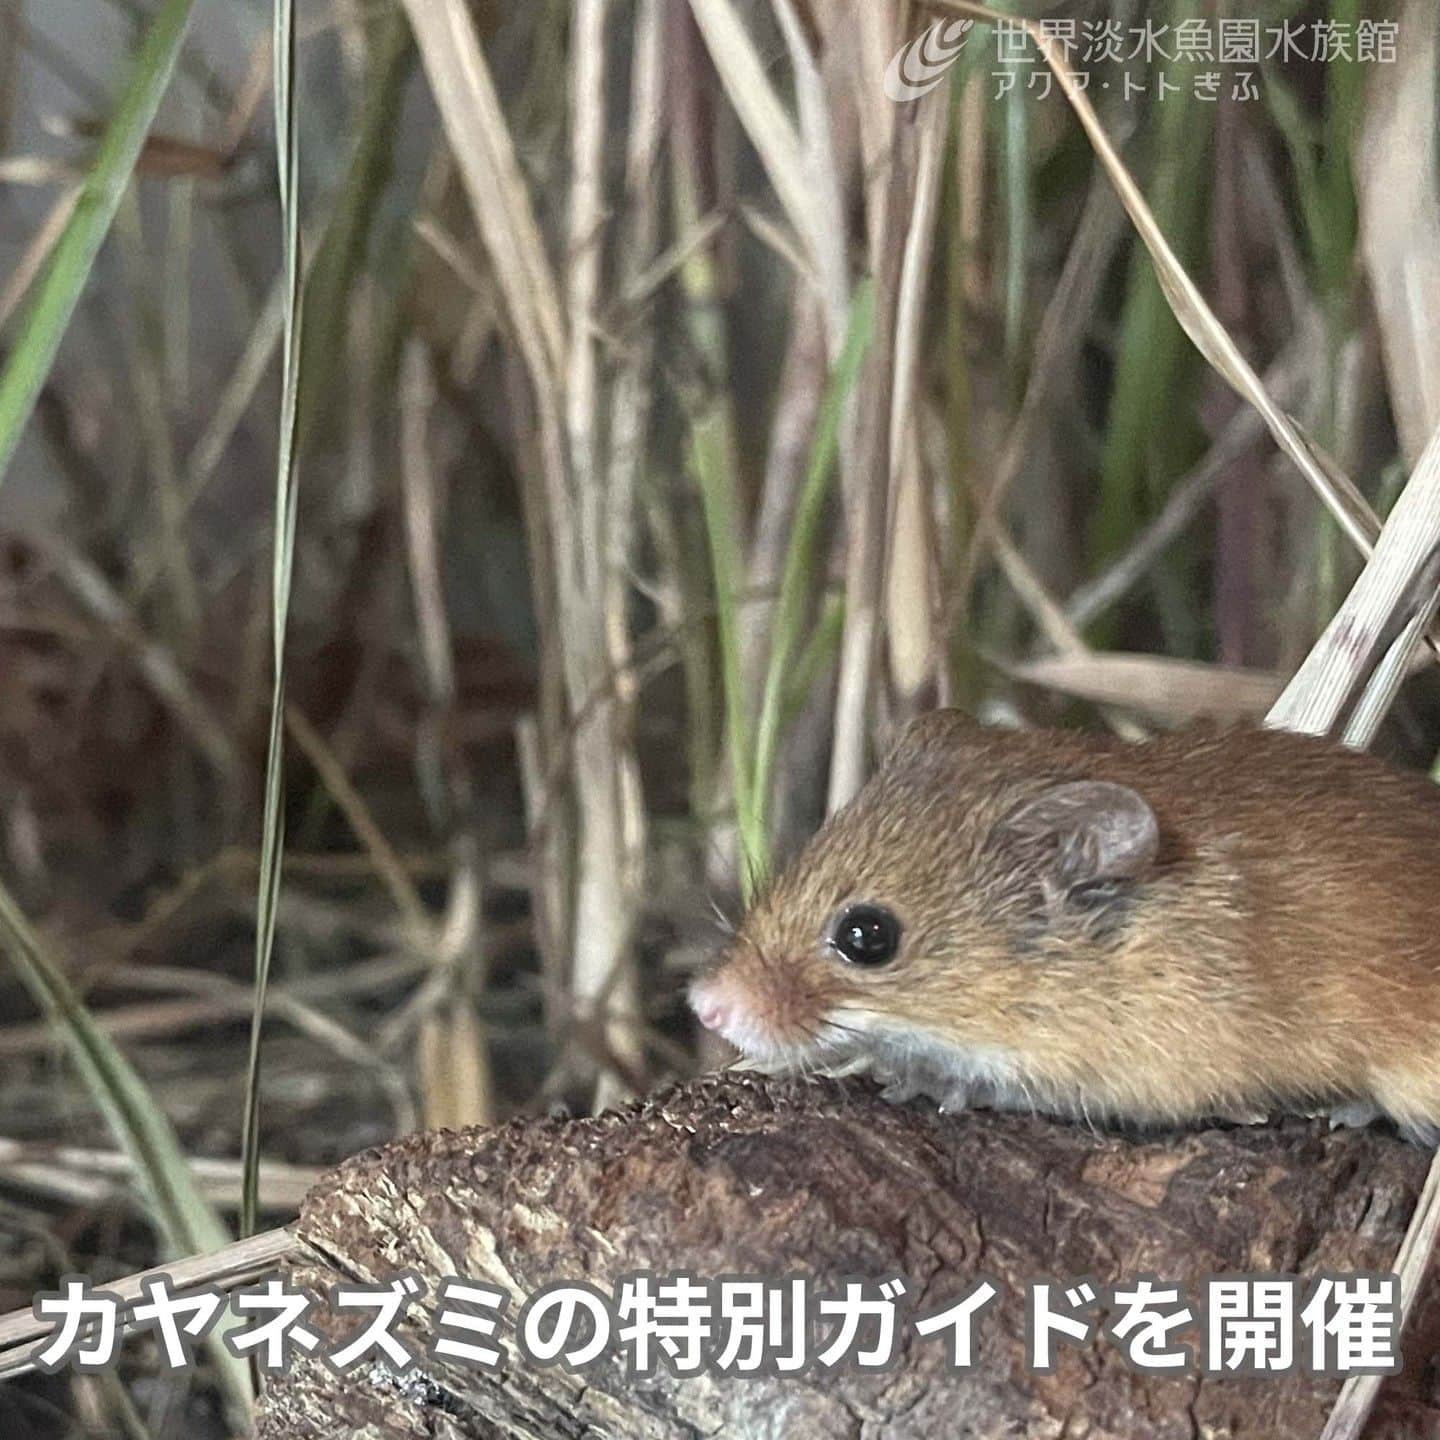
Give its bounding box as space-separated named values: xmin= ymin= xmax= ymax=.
xmin=0 ymin=0 xmax=1436 ymax=1433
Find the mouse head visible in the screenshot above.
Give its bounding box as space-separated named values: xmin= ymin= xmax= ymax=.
xmin=689 ymin=713 xmax=1160 ymax=1070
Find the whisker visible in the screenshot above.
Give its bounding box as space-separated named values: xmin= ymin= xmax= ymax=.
xmin=708 ymin=896 xmax=736 ymax=936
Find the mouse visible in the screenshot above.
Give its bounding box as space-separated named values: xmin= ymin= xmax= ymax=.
xmin=688 ymin=711 xmax=1440 ymax=1142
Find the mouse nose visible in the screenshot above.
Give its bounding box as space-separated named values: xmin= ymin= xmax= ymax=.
xmin=688 ymin=977 xmax=733 ymax=1035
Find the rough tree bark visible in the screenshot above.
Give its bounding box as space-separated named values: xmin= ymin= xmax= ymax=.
xmin=256 ymin=1073 xmax=1440 ymax=1438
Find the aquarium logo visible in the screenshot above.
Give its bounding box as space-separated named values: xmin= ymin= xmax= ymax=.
xmin=884 ymin=18 xmax=974 ymax=102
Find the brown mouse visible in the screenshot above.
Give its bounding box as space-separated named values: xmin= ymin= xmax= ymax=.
xmin=689 ymin=711 xmax=1440 ymax=1142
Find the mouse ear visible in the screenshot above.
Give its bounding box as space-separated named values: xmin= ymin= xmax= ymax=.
xmin=989 ymin=780 xmax=1158 ymax=904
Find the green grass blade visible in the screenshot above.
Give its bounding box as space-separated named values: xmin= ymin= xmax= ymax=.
xmin=296 ymin=7 xmax=413 ymax=458
xmin=0 ymin=884 xmax=251 ymax=1415
xmin=1088 ymin=14 xmax=1212 ymax=627
xmin=749 ymin=281 xmax=874 ymax=869
xmin=241 ymin=0 xmax=304 ymax=1242
xmin=779 ymin=592 xmax=845 ymax=739
xmin=1317 ymin=0 xmax=1360 ymax=308
xmin=691 ymin=405 xmax=756 ymax=888
xmin=0 ymin=0 xmax=196 ymax=486
xmin=0 ymin=887 xmax=227 ymax=1251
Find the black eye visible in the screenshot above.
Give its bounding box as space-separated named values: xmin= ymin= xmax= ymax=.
xmin=829 ymin=903 xmax=902 ymax=966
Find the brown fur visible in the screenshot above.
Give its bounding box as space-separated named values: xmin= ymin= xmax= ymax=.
xmin=690 ymin=713 xmax=1440 ymax=1135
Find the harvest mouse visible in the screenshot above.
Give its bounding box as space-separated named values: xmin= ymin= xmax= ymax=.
xmin=689 ymin=712 xmax=1440 ymax=1142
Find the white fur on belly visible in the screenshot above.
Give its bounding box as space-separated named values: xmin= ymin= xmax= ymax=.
xmin=816 ymin=1012 xmax=1038 ymax=1115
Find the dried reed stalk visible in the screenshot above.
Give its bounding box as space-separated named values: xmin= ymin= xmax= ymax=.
xmin=401 ymin=0 xmax=647 ymax=1104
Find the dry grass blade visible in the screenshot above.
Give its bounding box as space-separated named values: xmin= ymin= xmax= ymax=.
xmin=0 ymin=183 xmax=80 ymax=332
xmin=913 ymin=397 xmax=1094 ymax=664
xmin=399 ymin=0 xmax=566 ymax=394
xmin=737 ymin=203 xmax=816 ymax=286
xmin=606 ymin=0 xmax=665 ymax=575
xmin=688 ymin=0 xmax=823 ymax=277
xmin=621 ymin=210 xmax=727 ymax=315
xmin=0 ymin=1228 xmax=298 ymax=1382
xmin=960 ymin=171 xmax=1128 ymax=604
xmin=406 ymin=0 xmax=647 ymax=1106
xmin=33 ymin=532 xmax=239 ymax=776
xmin=600 ymin=1 xmax=665 ymax=1014
xmin=1268 ymin=421 xmax=1440 ymax=740
xmin=745 ymin=294 xmax=828 ymax=708
xmin=399 ymin=340 xmax=491 ymax=1131
xmin=285 ymin=705 xmax=427 ymax=932
xmin=751 ymin=282 xmax=874 ymax=865
xmin=184 ymin=263 xmax=287 ymax=499
xmin=770 ymin=0 xmax=851 ymax=341
xmin=828 ymin=102 xmax=912 ymax=810
xmin=1065 ymin=342 xmax=1310 ymax=630
xmin=885 ymin=89 xmax=949 ymax=705
xmin=924 ymin=0 xmax=1380 ymax=562
xmin=565 ymin=0 xmax=647 ymax=1108
xmin=1354 ymin=0 xmax=1440 ymax=468
xmin=853 ymin=1 xmax=901 ymax=261
xmin=566 ymin=0 xmax=609 ymax=602
xmin=1003 ymin=654 xmax=1286 ymax=726
xmin=0 ymin=1140 xmax=320 ymax=1213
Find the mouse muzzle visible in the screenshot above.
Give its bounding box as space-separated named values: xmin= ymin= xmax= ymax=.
xmin=688 ymin=943 xmax=841 ymax=1065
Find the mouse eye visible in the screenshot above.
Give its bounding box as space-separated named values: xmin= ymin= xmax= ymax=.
xmin=829 ymin=903 xmax=902 ymax=966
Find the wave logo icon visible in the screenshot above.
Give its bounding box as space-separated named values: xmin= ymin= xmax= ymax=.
xmin=884 ymin=18 xmax=975 ymax=102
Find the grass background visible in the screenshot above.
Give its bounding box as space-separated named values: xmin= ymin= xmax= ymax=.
xmin=0 ymin=0 xmax=1437 ymax=1433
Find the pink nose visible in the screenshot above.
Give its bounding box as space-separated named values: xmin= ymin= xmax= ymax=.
xmin=689 ymin=980 xmax=732 ymax=1035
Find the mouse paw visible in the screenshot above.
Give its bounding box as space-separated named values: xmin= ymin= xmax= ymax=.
xmin=937 ymin=1083 xmax=973 ymax=1115
xmin=1215 ymin=1106 xmax=1268 ymax=1127
xmin=1328 ymin=1100 xmax=1384 ymax=1131
xmin=729 ymin=1055 xmax=791 ymax=1078
xmin=821 ymin=1054 xmax=876 ymax=1080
